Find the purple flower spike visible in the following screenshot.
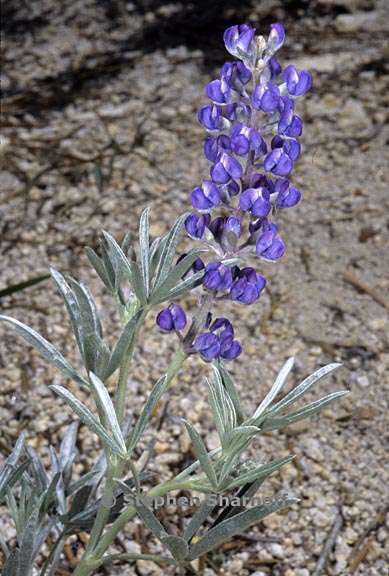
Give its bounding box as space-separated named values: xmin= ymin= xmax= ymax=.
xmin=203 ymin=262 xmax=233 ymax=291
xmin=268 ymin=22 xmax=285 ymax=53
xmin=198 ymin=105 xmax=222 ymax=131
xmin=240 ymin=187 xmax=271 ymax=217
xmin=185 ymin=213 xmax=211 ymax=239
xmin=252 ymin=82 xmax=280 ymax=113
xmin=283 ymin=65 xmax=312 ymax=96
xmin=230 ymin=267 xmax=267 ymax=305
xmin=157 ymin=304 xmax=187 ymax=332
xmin=194 ymin=332 xmax=221 ymax=361
xmin=223 ymin=24 xmax=256 ymax=59
xmin=191 ymin=181 xmax=221 ymax=210
xmin=264 ymin=148 xmax=293 ymax=176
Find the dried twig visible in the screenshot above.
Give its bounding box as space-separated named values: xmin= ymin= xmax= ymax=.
xmin=312 ymin=510 xmax=343 ymax=576
xmin=343 ymin=269 xmax=389 ymax=310
xmin=347 ymin=505 xmax=388 ymax=574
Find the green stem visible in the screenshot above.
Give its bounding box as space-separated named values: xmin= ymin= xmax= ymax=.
xmin=115 ymin=307 xmax=148 ymax=424
xmin=101 ymin=552 xmax=176 ymax=566
xmin=74 ymin=348 xmax=187 ymax=576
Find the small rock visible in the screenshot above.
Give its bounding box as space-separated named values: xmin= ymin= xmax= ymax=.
xmin=338 ymin=99 xmax=371 ymax=132
xmin=269 ymin=543 xmax=285 ymax=559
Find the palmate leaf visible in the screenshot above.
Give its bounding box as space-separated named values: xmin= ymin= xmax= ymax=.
xmin=85 ymin=247 xmax=114 ymax=292
xmin=183 ymin=497 xmax=217 ymax=543
xmin=270 ymin=362 xmax=342 ymax=415
xmin=0 ymin=315 xmax=88 ymax=388
xmin=261 ymin=390 xmax=349 ymax=432
xmin=187 ymin=496 xmax=298 ymax=561
xmin=50 ymin=384 xmax=126 ymax=457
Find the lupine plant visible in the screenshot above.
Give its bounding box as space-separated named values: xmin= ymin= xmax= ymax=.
xmin=0 ymin=23 xmax=348 ymax=576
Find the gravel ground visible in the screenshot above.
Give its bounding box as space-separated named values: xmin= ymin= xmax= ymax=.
xmin=1 ymin=1 xmax=388 ymax=575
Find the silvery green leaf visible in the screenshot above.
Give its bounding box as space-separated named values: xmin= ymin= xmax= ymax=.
xmin=0 ymin=461 xmax=30 ymax=503
xmin=40 ymin=472 xmax=60 ymax=516
xmin=85 ymin=247 xmax=114 ymax=291
xmin=121 ymin=231 xmax=132 ymax=255
xmin=17 ymin=508 xmax=38 ymax=576
xmin=25 ymin=447 xmax=48 ymax=492
xmin=208 ymin=367 xmax=237 ymax=446
xmin=103 ymin=231 xmax=147 ymax=303
xmin=183 ymin=497 xmax=216 ymax=542
xmin=187 ymin=497 xmax=297 ymax=560
xmin=129 ymin=260 xmax=148 ymax=304
xmin=150 ymin=249 xmax=206 ymax=303
xmin=131 ymin=496 xmax=167 ymax=540
xmin=153 ymin=213 xmax=188 ymax=289
xmin=5 ymin=488 xmax=19 ymax=532
xmin=149 ymin=237 xmax=162 ymax=276
xmin=49 ymin=448 xmax=66 ymax=515
xmin=127 ymin=376 xmax=167 ymax=454
xmin=251 ymin=357 xmax=295 ymax=423
xmin=270 ymin=363 xmax=342 ymax=415
xmin=0 ymin=316 xmax=88 ymax=388
xmin=218 ymin=440 xmax=251 ymax=487
xmin=153 ymin=270 xmax=204 ymax=304
xmin=139 ymin=208 xmax=150 ymax=298
xmin=183 ymin=420 xmax=218 ymax=488
xmin=103 ymin=308 xmax=144 ymax=379
xmin=0 ymin=433 xmax=25 ymax=500
xmin=50 ymin=269 xmax=84 ymax=359
xmin=218 ymin=362 xmax=245 ymax=423
xmin=59 ymin=422 xmax=78 ymax=486
xmin=68 ymin=469 xmax=101 ymax=496
xmin=68 ymin=279 xmax=103 ymax=338
xmin=224 ymin=455 xmax=294 ymax=491
xmin=101 ymin=241 xmax=119 ymax=291
xmin=175 ymin=448 xmax=222 ymax=481
xmin=50 ymin=384 xmax=126 ymax=457
xmin=262 ymin=390 xmax=349 ymax=432
xmin=89 ymin=372 xmax=127 ymax=455
xmin=160 ymin=535 xmax=188 ymax=562
xmin=3 ymin=549 xmax=18 ymax=576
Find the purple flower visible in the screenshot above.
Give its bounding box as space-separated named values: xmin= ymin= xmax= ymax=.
xmin=203 ymin=262 xmax=233 ymax=291
xmin=283 ymin=65 xmax=312 ymax=96
xmin=211 ymin=152 xmax=243 ymax=184
xmin=284 ymin=115 xmax=303 ymax=137
xmin=223 ymin=24 xmax=256 ymax=59
xmin=157 ymin=304 xmax=187 ymax=332
xmin=264 ymin=148 xmax=293 ymax=176
xmin=267 ymin=23 xmax=285 ymax=53
xmin=252 ymin=82 xmax=280 ymax=113
xmin=256 ymin=222 xmax=286 ymax=261
xmin=230 ymin=267 xmax=267 ymax=304
xmin=269 ymin=56 xmax=282 ymax=78
xmin=278 ymin=96 xmax=294 ymax=134
xmin=191 ymin=181 xmax=221 ymax=210
xmin=275 ymin=180 xmax=301 ymax=208
xmin=271 ymin=135 xmax=301 ymax=162
xmin=194 ymin=332 xmax=221 ymax=361
xmin=210 ymin=317 xmax=242 ymax=360
xmin=239 ymin=187 xmax=271 ymax=217
xmin=230 ymin=124 xmax=267 ymax=157
xmin=185 ymin=213 xmax=211 ymax=239
xmin=198 ymin=105 xmax=222 ymax=131
xmin=206 ymin=78 xmax=231 ymax=104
